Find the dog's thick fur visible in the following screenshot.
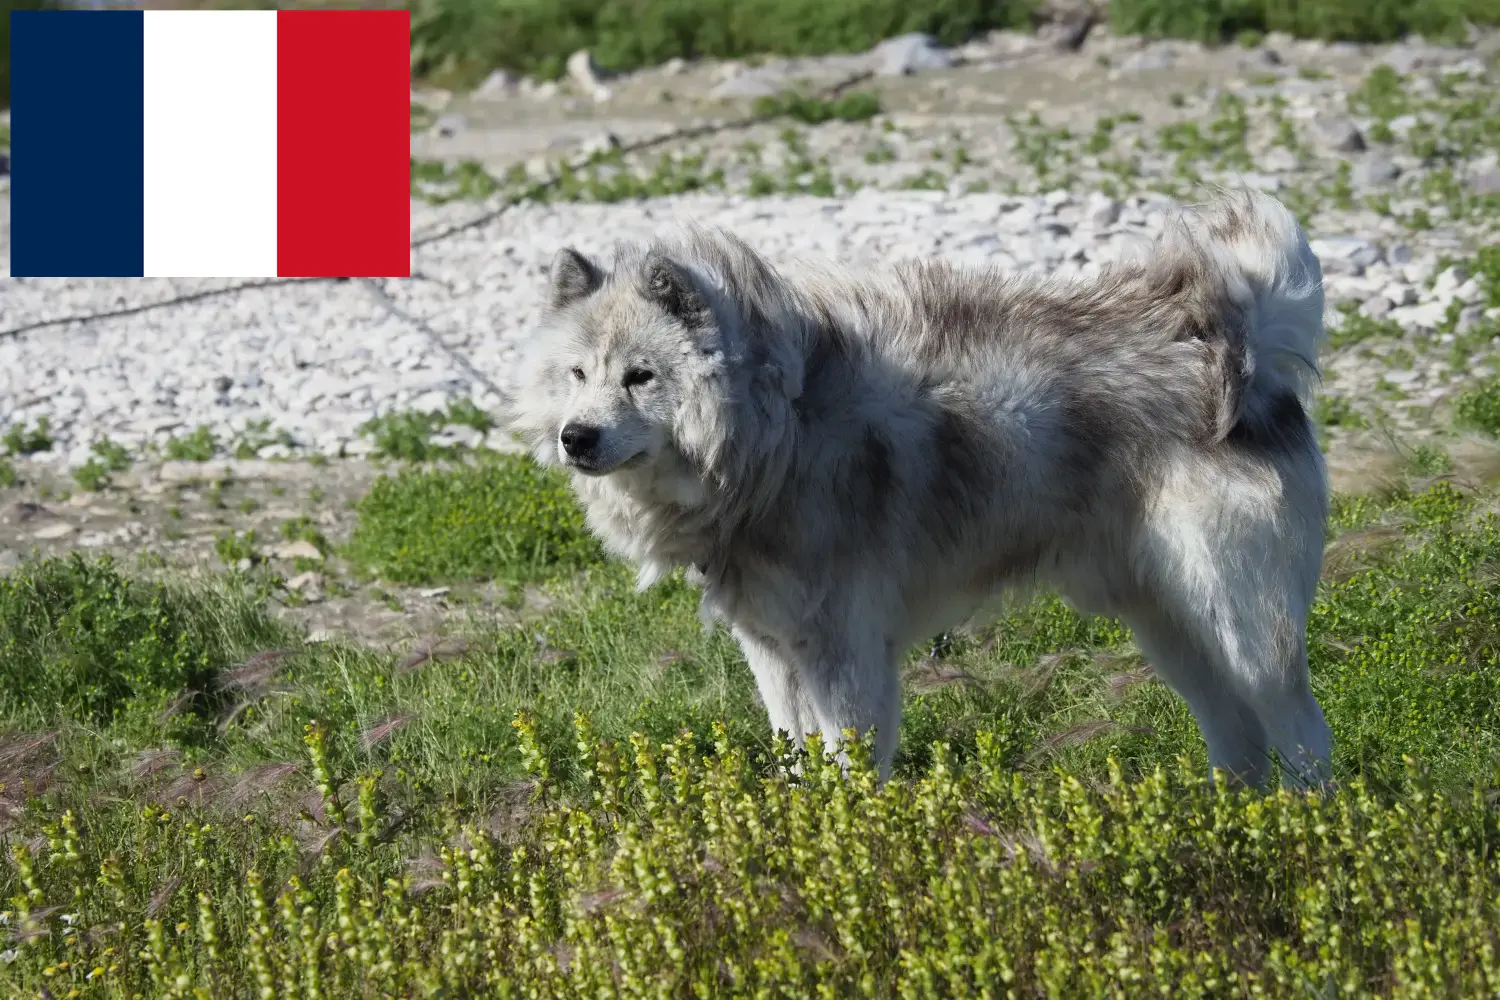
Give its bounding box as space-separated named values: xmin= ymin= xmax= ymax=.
xmin=508 ymin=188 xmax=1333 ymax=789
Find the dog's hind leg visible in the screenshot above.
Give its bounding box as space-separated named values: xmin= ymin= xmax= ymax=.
xmin=1126 ymin=456 xmax=1333 ymax=791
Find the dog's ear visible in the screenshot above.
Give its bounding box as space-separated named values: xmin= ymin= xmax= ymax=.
xmin=643 ymin=251 xmax=712 ymax=329
xmin=549 ymin=247 xmax=603 ymax=310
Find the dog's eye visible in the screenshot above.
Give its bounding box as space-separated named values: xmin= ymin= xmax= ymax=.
xmin=623 ymin=368 xmax=654 ymax=389
xmin=570 ymin=367 xmax=586 ymax=382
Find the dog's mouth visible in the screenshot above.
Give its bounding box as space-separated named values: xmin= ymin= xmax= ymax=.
xmin=567 ymin=450 xmax=649 ymax=476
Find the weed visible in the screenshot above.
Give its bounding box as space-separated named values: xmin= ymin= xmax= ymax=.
xmin=2 ymin=416 xmax=52 ymax=456
xmin=1454 ymin=376 xmax=1500 ymax=436
xmin=165 ymin=425 xmax=219 ymax=462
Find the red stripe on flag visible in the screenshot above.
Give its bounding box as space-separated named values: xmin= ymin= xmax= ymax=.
xmin=277 ymin=10 xmax=410 ymax=278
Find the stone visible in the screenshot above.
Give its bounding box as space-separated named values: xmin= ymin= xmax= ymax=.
xmin=1118 ymin=47 xmax=1175 ymax=72
xmin=286 ymin=571 xmax=324 ymax=592
xmin=156 ymin=460 xmax=322 ymax=485
xmin=567 ymin=49 xmax=607 ymax=93
xmin=662 ymin=57 xmax=686 ymax=76
xmin=710 ymin=72 xmax=784 ymax=100
xmin=1468 ymin=169 xmax=1500 ymax=197
xmin=1352 ymin=156 xmax=1400 ymax=187
xmin=580 ymin=131 xmax=623 ymax=159
xmin=0 ymin=549 xmax=18 ymax=573
xmin=274 ymin=539 xmax=324 ymax=561
xmin=33 ymin=522 xmax=77 ymax=540
xmin=1085 ymin=193 xmax=1122 ymax=228
xmin=1360 ymin=295 xmax=1393 ymax=319
xmin=1309 ymin=236 xmax=1382 ymax=275
xmin=1311 ymin=115 xmax=1365 ymax=153
xmin=1381 ymin=283 xmax=1418 ymax=306
xmin=474 ymin=69 xmax=519 ymax=99
xmin=418 ymin=587 xmax=451 ymax=598
xmin=432 ymin=114 xmax=466 ymax=138
xmin=870 ymin=33 xmax=953 ymax=76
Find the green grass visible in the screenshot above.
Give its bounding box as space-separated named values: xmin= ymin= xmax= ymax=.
xmin=342 ymin=452 xmax=603 ymax=585
xmin=750 ymin=89 xmax=883 ymax=125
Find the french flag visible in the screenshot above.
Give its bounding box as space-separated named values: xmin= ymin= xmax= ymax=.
xmin=10 ymin=9 xmax=411 ymax=278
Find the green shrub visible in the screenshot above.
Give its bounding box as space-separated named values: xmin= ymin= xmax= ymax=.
xmin=164 ymin=424 xmax=219 ymax=462
xmin=2 ymin=416 xmax=52 ymax=456
xmin=409 ymin=0 xmax=1039 ymax=85
xmin=343 ymin=453 xmax=604 ymax=584
xmin=0 ymin=554 xmax=283 ymax=731
xmin=1109 ymin=0 xmax=1500 ymax=43
xmin=1454 ymin=375 xmax=1500 ymax=435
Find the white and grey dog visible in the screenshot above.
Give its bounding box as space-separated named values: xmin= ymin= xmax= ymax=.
xmin=508 ymin=188 xmax=1333 ymax=789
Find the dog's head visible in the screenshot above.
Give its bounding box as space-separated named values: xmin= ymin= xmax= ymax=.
xmin=510 ymin=231 xmax=807 ymax=493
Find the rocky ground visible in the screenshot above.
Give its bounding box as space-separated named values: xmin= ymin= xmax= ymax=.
xmin=2 ymin=24 xmax=1499 ymax=646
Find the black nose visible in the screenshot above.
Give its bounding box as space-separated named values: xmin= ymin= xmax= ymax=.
xmin=559 ymin=423 xmax=600 ymax=458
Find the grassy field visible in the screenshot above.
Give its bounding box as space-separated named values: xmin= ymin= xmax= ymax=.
xmin=4 ymin=433 xmax=1500 ymax=994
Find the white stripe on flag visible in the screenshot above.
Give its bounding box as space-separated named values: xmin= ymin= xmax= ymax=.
xmin=143 ymin=11 xmax=278 ymax=277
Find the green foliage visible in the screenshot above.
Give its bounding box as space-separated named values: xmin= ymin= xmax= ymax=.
xmin=72 ymin=438 xmax=135 ymax=491
xmin=1111 ymin=0 xmax=1500 ymax=43
xmin=2 ymin=416 xmax=53 ymax=456
xmin=0 ymin=553 xmax=282 ymax=731
xmin=751 ymin=89 xmax=883 ymax=124
xmin=214 ymin=529 xmax=261 ymax=566
xmin=1453 ymin=375 xmax=1500 ymax=436
xmin=343 ymin=453 xmax=604 ymax=585
xmin=164 ymin=424 xmax=219 ymax=462
xmin=357 ymin=401 xmax=497 ymax=462
xmin=0 ymin=457 xmax=16 ymax=488
xmin=3 ymin=724 xmax=1500 ymax=996
xmin=409 ymin=0 xmax=1039 ymax=85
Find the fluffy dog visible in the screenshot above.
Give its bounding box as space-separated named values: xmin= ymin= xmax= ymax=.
xmin=508 ymin=188 xmax=1333 ymax=789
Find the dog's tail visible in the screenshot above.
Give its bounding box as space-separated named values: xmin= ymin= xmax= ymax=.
xmin=1167 ymin=188 xmax=1326 ymax=442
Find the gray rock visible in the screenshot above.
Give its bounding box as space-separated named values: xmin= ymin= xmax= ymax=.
xmin=1118 ymin=47 xmax=1175 ymax=72
xmin=474 ymin=69 xmax=519 ymax=100
xmin=432 ymin=114 xmax=466 ymax=138
xmin=1352 ymin=156 xmax=1401 ymax=187
xmin=580 ymin=131 xmax=623 ymax=159
xmin=870 ymin=33 xmax=953 ymax=76
xmin=1387 ymin=242 xmax=1414 ymax=266
xmin=710 ymin=72 xmax=784 ymax=100
xmin=1310 ymin=236 xmax=1382 ymax=275
xmin=1311 ymin=115 xmax=1365 ymax=153
xmin=567 ymin=49 xmax=607 ymax=92
xmin=1468 ymin=168 xmax=1500 ymax=197
xmin=1360 ymin=295 xmax=1393 ymax=319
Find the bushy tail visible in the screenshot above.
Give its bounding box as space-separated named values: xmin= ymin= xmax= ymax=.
xmin=1185 ymin=187 xmax=1327 ymax=410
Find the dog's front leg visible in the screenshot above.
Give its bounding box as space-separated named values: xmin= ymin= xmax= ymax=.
xmin=731 ymin=626 xmax=818 ymax=755
xmin=798 ymin=627 xmax=902 ymax=782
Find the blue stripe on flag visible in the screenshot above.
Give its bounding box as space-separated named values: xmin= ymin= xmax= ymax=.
xmin=11 ymin=11 xmax=146 ymax=277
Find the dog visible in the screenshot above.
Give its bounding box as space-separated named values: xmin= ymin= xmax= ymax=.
xmin=507 ymin=188 xmax=1333 ymax=790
